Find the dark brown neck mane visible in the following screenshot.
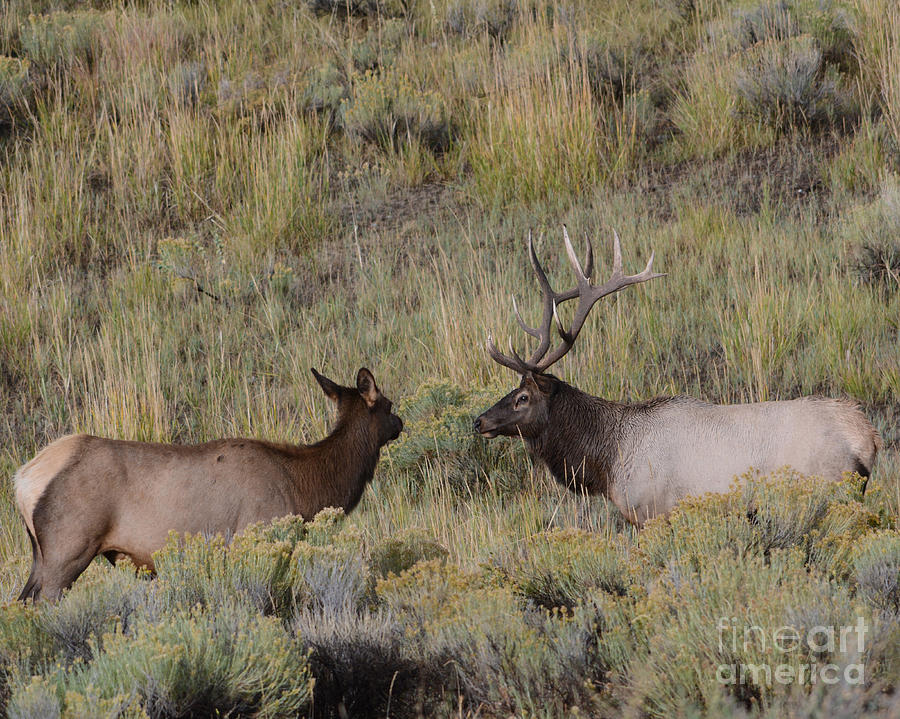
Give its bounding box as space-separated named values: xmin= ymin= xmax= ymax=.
xmin=526 ymin=381 xmax=623 ymax=496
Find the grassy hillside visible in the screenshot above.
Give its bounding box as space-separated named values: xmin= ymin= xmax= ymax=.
xmin=0 ymin=0 xmax=898 ymax=716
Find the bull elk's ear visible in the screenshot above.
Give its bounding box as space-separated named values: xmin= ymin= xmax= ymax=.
xmin=311 ymin=368 xmax=341 ymax=402
xmin=356 ymin=367 xmax=380 ymax=407
xmin=525 ymin=372 xmax=557 ymax=395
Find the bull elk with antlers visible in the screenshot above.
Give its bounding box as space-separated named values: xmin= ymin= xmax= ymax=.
xmin=14 ymin=368 xmax=403 ymax=600
xmin=474 ymin=228 xmax=881 ymax=526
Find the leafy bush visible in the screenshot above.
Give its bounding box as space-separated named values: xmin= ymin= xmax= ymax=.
xmin=19 ymin=602 xmax=313 ymax=719
xmin=848 ymin=176 xmax=900 ymax=292
xmin=853 ymin=531 xmax=900 ymax=614
xmin=19 ymin=11 xmax=107 ymax=71
xmin=629 ymin=549 xmax=861 ymax=717
xmin=424 ymin=585 xmax=605 ymax=714
xmin=0 ymin=56 xmax=37 ymax=130
xmin=351 ymin=18 xmax=407 ymax=72
xmin=304 ymin=0 xmax=412 ymax=19
xmin=303 ymin=62 xmax=349 ymax=121
xmin=39 ymin=566 xmax=147 ymax=663
xmin=342 ymin=70 xmax=450 ymax=153
xmin=292 ymin=540 xmax=373 ymax=613
xmin=382 ymin=380 xmax=527 ymax=494
xmin=732 ymin=1 xmax=798 ymax=48
xmin=495 ymin=528 xmax=629 ymax=609
xmin=294 ymin=608 xmax=420 ymax=718
xmin=368 ymin=528 xmax=448 ymax=579
xmin=168 ymin=61 xmax=205 ymax=108
xmin=733 ymin=35 xmax=852 ymax=131
xmin=446 ymin=0 xmax=518 ymax=40
xmin=581 ymin=38 xmax=647 ymax=101
xmin=153 ymin=515 xmax=309 ymax=618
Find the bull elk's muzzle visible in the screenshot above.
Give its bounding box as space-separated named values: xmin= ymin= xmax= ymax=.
xmin=473 ymin=413 xmax=499 ymax=438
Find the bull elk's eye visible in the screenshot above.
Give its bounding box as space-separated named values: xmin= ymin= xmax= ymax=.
xmin=515 ymin=392 xmax=529 ymax=408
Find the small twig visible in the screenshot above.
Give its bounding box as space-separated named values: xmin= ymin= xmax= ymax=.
xmin=176 ymin=272 xmax=222 ymax=304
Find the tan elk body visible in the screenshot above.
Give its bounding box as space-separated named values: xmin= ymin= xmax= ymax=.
xmin=474 ymin=229 xmax=881 ymax=526
xmin=14 ymin=368 xmax=402 ymax=600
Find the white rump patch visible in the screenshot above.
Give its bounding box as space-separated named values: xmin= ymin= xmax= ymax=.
xmin=14 ymin=435 xmax=81 ymax=538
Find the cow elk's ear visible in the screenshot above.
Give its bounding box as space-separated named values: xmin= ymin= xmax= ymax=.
xmin=356 ymin=367 xmax=380 ymax=407
xmin=311 ymin=368 xmax=341 ymax=402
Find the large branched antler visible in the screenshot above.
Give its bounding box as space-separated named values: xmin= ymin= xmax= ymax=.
xmin=487 ymin=226 xmax=664 ymax=374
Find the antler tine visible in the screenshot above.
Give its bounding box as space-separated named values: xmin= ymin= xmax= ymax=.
xmin=486 ymin=334 xmax=532 ymax=373
xmin=562 ymin=225 xmax=589 ymax=286
xmin=512 ymin=296 xmax=541 ymax=339
xmin=522 ymin=231 xmax=562 ymax=367
xmin=507 ymin=336 xmax=533 ymax=369
xmin=526 ymin=230 xmax=554 ymax=295
xmin=583 ymin=236 xmax=594 ymax=280
xmin=533 ymin=228 xmax=665 ymax=372
xmin=485 ymin=228 xmax=656 ymax=376
xmin=611 ymin=229 xmax=623 ymax=276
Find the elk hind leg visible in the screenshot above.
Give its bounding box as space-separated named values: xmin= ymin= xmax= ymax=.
xmin=38 ymin=537 xmax=103 ymax=601
xmin=17 ymin=529 xmax=43 ymax=602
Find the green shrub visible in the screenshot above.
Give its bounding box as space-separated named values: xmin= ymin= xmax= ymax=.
xmin=352 ymin=18 xmax=407 ymax=72
xmin=294 ymin=608 xmax=420 ymax=718
xmin=7 ymin=678 xmax=61 ymax=719
xmin=445 ymin=0 xmax=518 ymax=40
xmin=733 ymin=35 xmax=852 ymax=131
xmin=847 ymin=175 xmax=900 ymax=293
xmin=368 ymin=527 xmax=448 ymax=579
xmin=153 ymin=512 xmax=352 ymax=618
xmin=732 ymin=1 xmax=799 ymax=49
xmin=304 ymin=0 xmax=413 ymax=19
xmin=496 ymin=528 xmax=629 ymax=609
xmin=0 ymin=56 xmax=36 ymax=130
xmin=581 ymin=39 xmax=647 ymax=101
xmin=342 ymin=70 xmax=450 ymax=153
xmin=629 ymin=549 xmax=861 ymax=717
xmin=303 ymin=62 xmax=349 ymax=121
xmin=19 ymin=11 xmax=107 ymax=71
xmin=635 ymin=472 xmax=866 ymax=581
xmin=375 ymin=559 xmax=487 ymax=627
xmin=167 ymin=61 xmax=205 ymax=108
xmin=29 ymin=603 xmax=313 ymax=719
xmin=853 ymin=531 xmax=900 ymax=614
xmin=39 ymin=566 xmax=147 ymax=663
xmin=740 ymin=469 xmax=835 ymax=555
xmin=0 ymin=603 xmax=55 ymax=673
xmin=635 ymin=489 xmax=754 ymax=576
xmin=424 ymin=585 xmax=605 ymax=715
xmin=382 ymin=380 xmax=527 ymax=494
xmin=292 ymin=541 xmax=373 ymax=613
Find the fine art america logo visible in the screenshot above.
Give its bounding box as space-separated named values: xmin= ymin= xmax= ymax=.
xmin=716 ymin=616 xmax=868 ymax=686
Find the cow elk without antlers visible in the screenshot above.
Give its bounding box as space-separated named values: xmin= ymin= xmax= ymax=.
xmin=14 ymin=368 xmax=403 ymax=600
xmin=474 ymin=227 xmax=881 ymax=526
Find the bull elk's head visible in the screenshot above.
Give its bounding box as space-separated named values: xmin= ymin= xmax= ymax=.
xmin=474 ymin=227 xmax=664 ymax=438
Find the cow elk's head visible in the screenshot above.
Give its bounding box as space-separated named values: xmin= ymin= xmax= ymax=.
xmin=312 ymin=367 xmax=403 ymax=445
